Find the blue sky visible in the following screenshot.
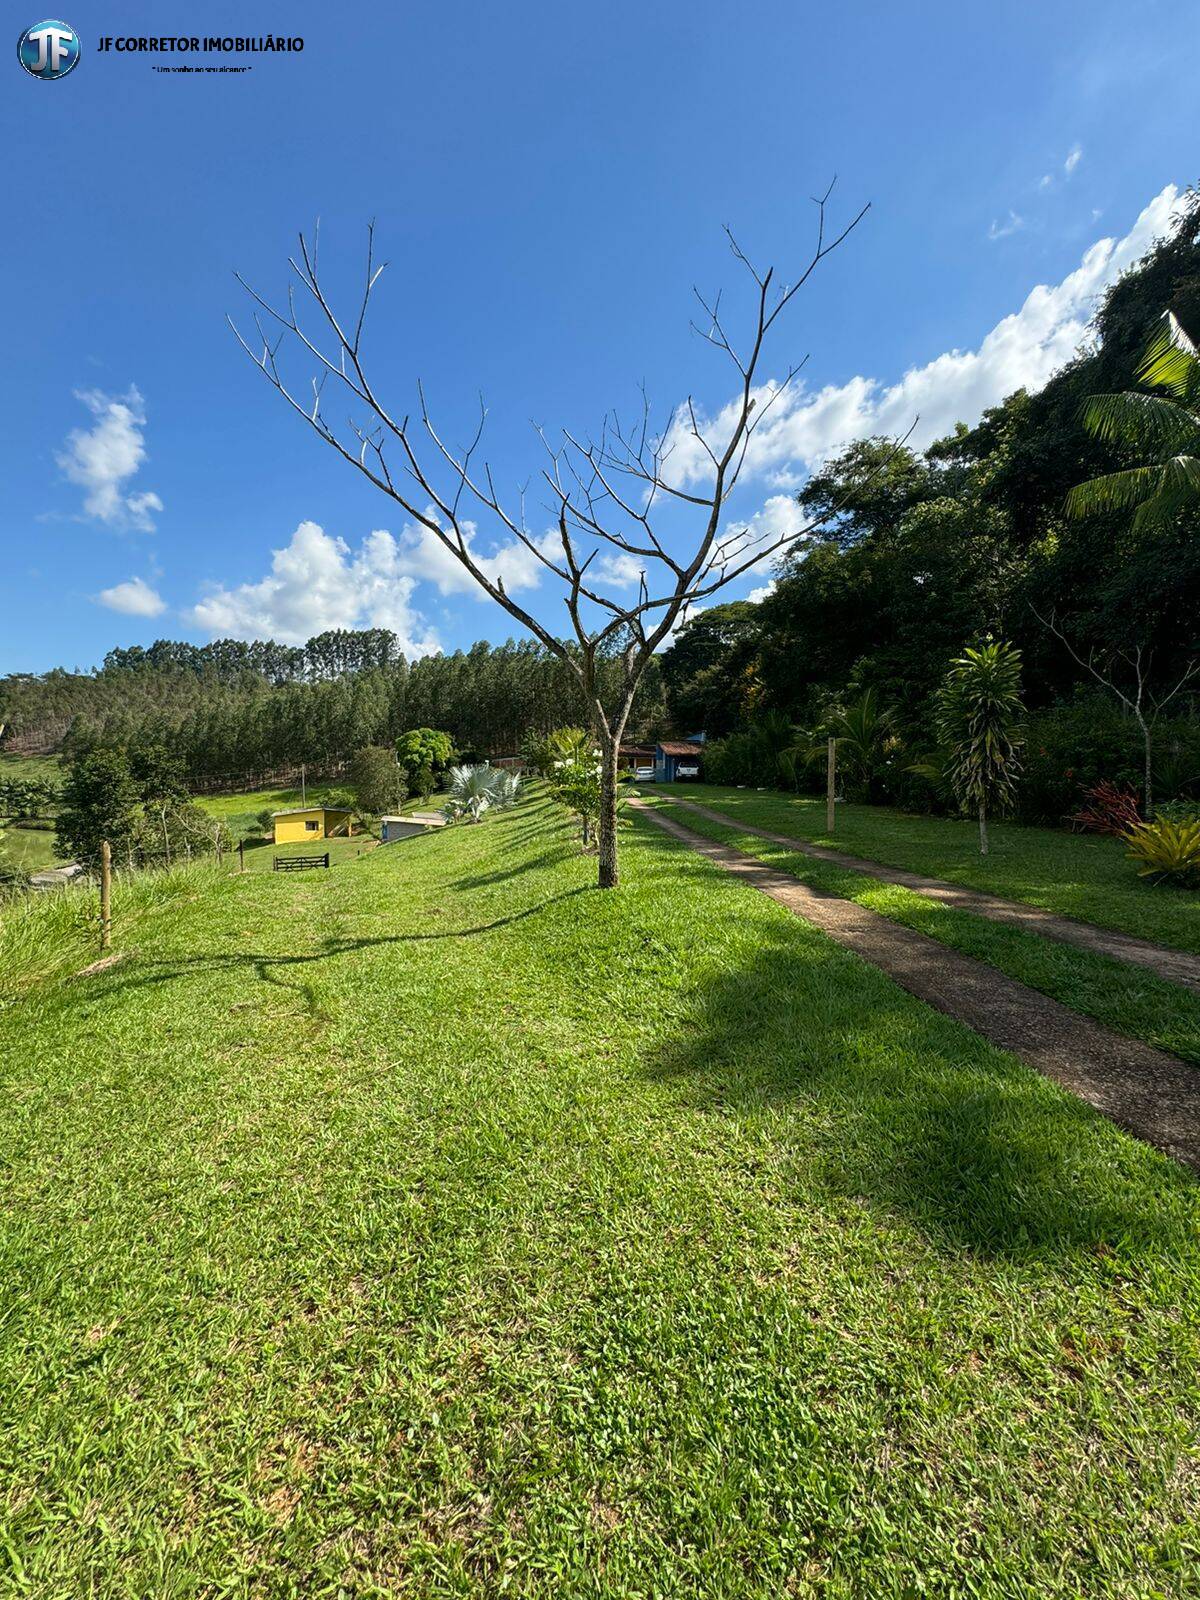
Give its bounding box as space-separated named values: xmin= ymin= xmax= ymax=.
xmin=3 ymin=0 xmax=1195 ymax=673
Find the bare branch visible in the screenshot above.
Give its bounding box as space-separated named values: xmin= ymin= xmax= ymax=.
xmin=231 ymin=194 xmax=875 ymax=880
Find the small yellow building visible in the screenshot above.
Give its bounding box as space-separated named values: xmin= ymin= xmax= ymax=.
xmin=272 ymin=806 xmax=354 ymax=844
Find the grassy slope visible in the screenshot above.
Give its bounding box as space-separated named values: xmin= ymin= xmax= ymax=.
xmin=650 ymin=797 xmax=1200 ymax=1066
xmin=1 ymin=800 xmax=1198 ymax=1597
xmin=197 ymin=785 xmax=430 ymax=845
xmin=687 ymin=785 xmax=1200 ymax=954
xmin=196 ymin=782 xmax=358 ymax=841
xmin=240 ymin=835 xmax=381 ymax=872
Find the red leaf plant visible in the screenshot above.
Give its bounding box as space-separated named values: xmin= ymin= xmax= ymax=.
xmin=1068 ymin=780 xmax=1143 ymax=836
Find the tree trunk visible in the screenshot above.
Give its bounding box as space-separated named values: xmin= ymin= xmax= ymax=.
xmin=978 ymin=801 xmax=989 ymax=856
xmin=1142 ymin=723 xmax=1153 ymax=819
xmin=597 ymin=739 xmax=620 ymax=889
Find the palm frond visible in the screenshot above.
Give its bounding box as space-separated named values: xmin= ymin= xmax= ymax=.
xmin=1130 ymin=455 xmax=1200 ymax=532
xmin=1080 ymin=389 xmax=1200 ymax=453
xmin=1137 ymin=311 xmax=1200 ymax=400
xmin=1064 ymin=465 xmax=1165 ymax=520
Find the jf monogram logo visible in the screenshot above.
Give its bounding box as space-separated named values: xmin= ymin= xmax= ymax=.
xmin=17 ymin=19 xmax=81 ymax=79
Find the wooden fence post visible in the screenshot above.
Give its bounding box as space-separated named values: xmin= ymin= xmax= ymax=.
xmin=826 ymin=738 xmax=836 ymax=835
xmin=238 ymin=839 xmax=245 ymax=873
xmin=100 ymin=840 xmax=112 ymax=952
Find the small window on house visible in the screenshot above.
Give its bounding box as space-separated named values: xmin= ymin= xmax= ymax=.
xmin=305 ymin=819 xmax=319 ymax=832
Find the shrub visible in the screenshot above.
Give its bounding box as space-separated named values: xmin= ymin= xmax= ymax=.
xmin=1020 ymin=694 xmax=1200 ymax=825
xmin=492 ymin=768 xmax=522 ymax=807
xmin=413 ymin=762 xmax=435 ymax=801
xmin=704 ymin=712 xmax=798 ymax=789
xmin=1123 ymin=817 xmax=1200 ymax=888
xmin=1155 ymin=798 xmax=1200 ymax=826
xmin=537 ymin=731 xmax=626 ymax=849
xmin=524 ymin=728 xmax=591 ymax=778
xmin=1068 ymin=781 xmax=1142 ymax=836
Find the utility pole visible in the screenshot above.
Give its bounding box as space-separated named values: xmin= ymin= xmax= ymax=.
xmin=301 ymin=764 xmax=306 ymax=805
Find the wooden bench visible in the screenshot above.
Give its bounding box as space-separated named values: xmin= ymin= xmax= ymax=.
xmin=273 ymin=852 xmax=330 ymax=872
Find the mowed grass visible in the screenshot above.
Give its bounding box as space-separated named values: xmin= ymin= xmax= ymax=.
xmin=651 ymin=796 xmax=1200 ymax=1067
xmin=1 ymin=798 xmax=1198 ymax=1596
xmin=686 ymin=784 xmax=1200 ymax=954
xmin=0 ymin=755 xmax=65 ymax=872
xmin=195 ymin=782 xmax=359 ymax=841
xmin=239 ymin=835 xmax=381 ymax=872
xmin=197 ymin=785 xmax=430 ymax=843
xmin=0 ymin=824 xmax=64 ymax=873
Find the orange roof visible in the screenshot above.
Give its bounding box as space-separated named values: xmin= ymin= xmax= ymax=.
xmin=657 ymin=740 xmax=704 ymax=756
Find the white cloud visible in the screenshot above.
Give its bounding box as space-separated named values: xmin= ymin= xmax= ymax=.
xmin=190 ymin=521 xmax=442 ymax=653
xmin=95 ymin=576 xmax=166 ymax=618
xmin=56 ymin=386 xmax=162 ymax=531
xmin=391 ymin=516 xmax=556 ymax=597
xmin=591 ymin=550 xmax=646 ymax=588
xmin=186 ymin=506 xmax=652 ymax=655
xmin=1039 ymin=145 xmax=1083 ymax=194
xmin=988 ymin=210 xmax=1026 ymax=241
xmin=747 ymin=581 xmax=776 ymax=604
xmin=661 ymin=186 xmax=1182 ymax=493
xmin=714 ymin=494 xmax=810 ymax=579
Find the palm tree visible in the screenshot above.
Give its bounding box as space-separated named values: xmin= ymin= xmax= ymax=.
xmin=832 ymin=689 xmax=898 ymax=796
xmin=1066 ymin=312 xmax=1200 ymax=529
xmin=935 ymin=639 xmax=1025 ymax=856
xmin=443 ymin=764 xmax=501 ymax=823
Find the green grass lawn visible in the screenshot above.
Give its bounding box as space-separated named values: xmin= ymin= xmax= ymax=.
xmin=683 ymin=784 xmax=1200 ymax=954
xmin=1 ymin=798 xmax=1198 ymax=1596
xmin=0 ymin=752 xmax=63 ymax=785
xmin=197 ymin=784 xmax=432 ymax=843
xmin=195 ymin=782 xmax=359 ymax=841
xmin=239 ymin=834 xmax=381 ymax=872
xmin=1 ymin=755 xmax=65 ymax=873
xmin=649 ymin=796 xmax=1200 ymax=1067
xmin=0 ymin=823 xmax=64 ymax=873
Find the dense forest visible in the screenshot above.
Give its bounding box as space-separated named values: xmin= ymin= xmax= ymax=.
xmin=0 ymin=635 xmax=668 ymax=783
xmin=661 ymin=194 xmax=1200 ymax=820
xmin=3 ymin=196 xmax=1198 ymax=821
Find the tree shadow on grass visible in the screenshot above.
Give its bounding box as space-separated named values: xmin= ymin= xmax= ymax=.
xmin=643 ymin=916 xmax=1197 ymax=1259
xmin=450 ymin=849 xmax=579 ymax=892
xmin=74 ymin=888 xmax=591 ymax=1018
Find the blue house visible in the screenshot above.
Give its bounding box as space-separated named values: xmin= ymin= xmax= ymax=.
xmin=654 ymin=738 xmax=705 ymax=782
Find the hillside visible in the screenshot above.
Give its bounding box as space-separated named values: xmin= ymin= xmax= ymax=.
xmin=1 ymin=797 xmax=1197 ymax=1595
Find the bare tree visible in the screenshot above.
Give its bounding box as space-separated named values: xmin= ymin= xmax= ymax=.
xmin=231 ymin=189 xmax=892 ymax=887
xmin=1032 ymin=606 xmax=1199 ymax=816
